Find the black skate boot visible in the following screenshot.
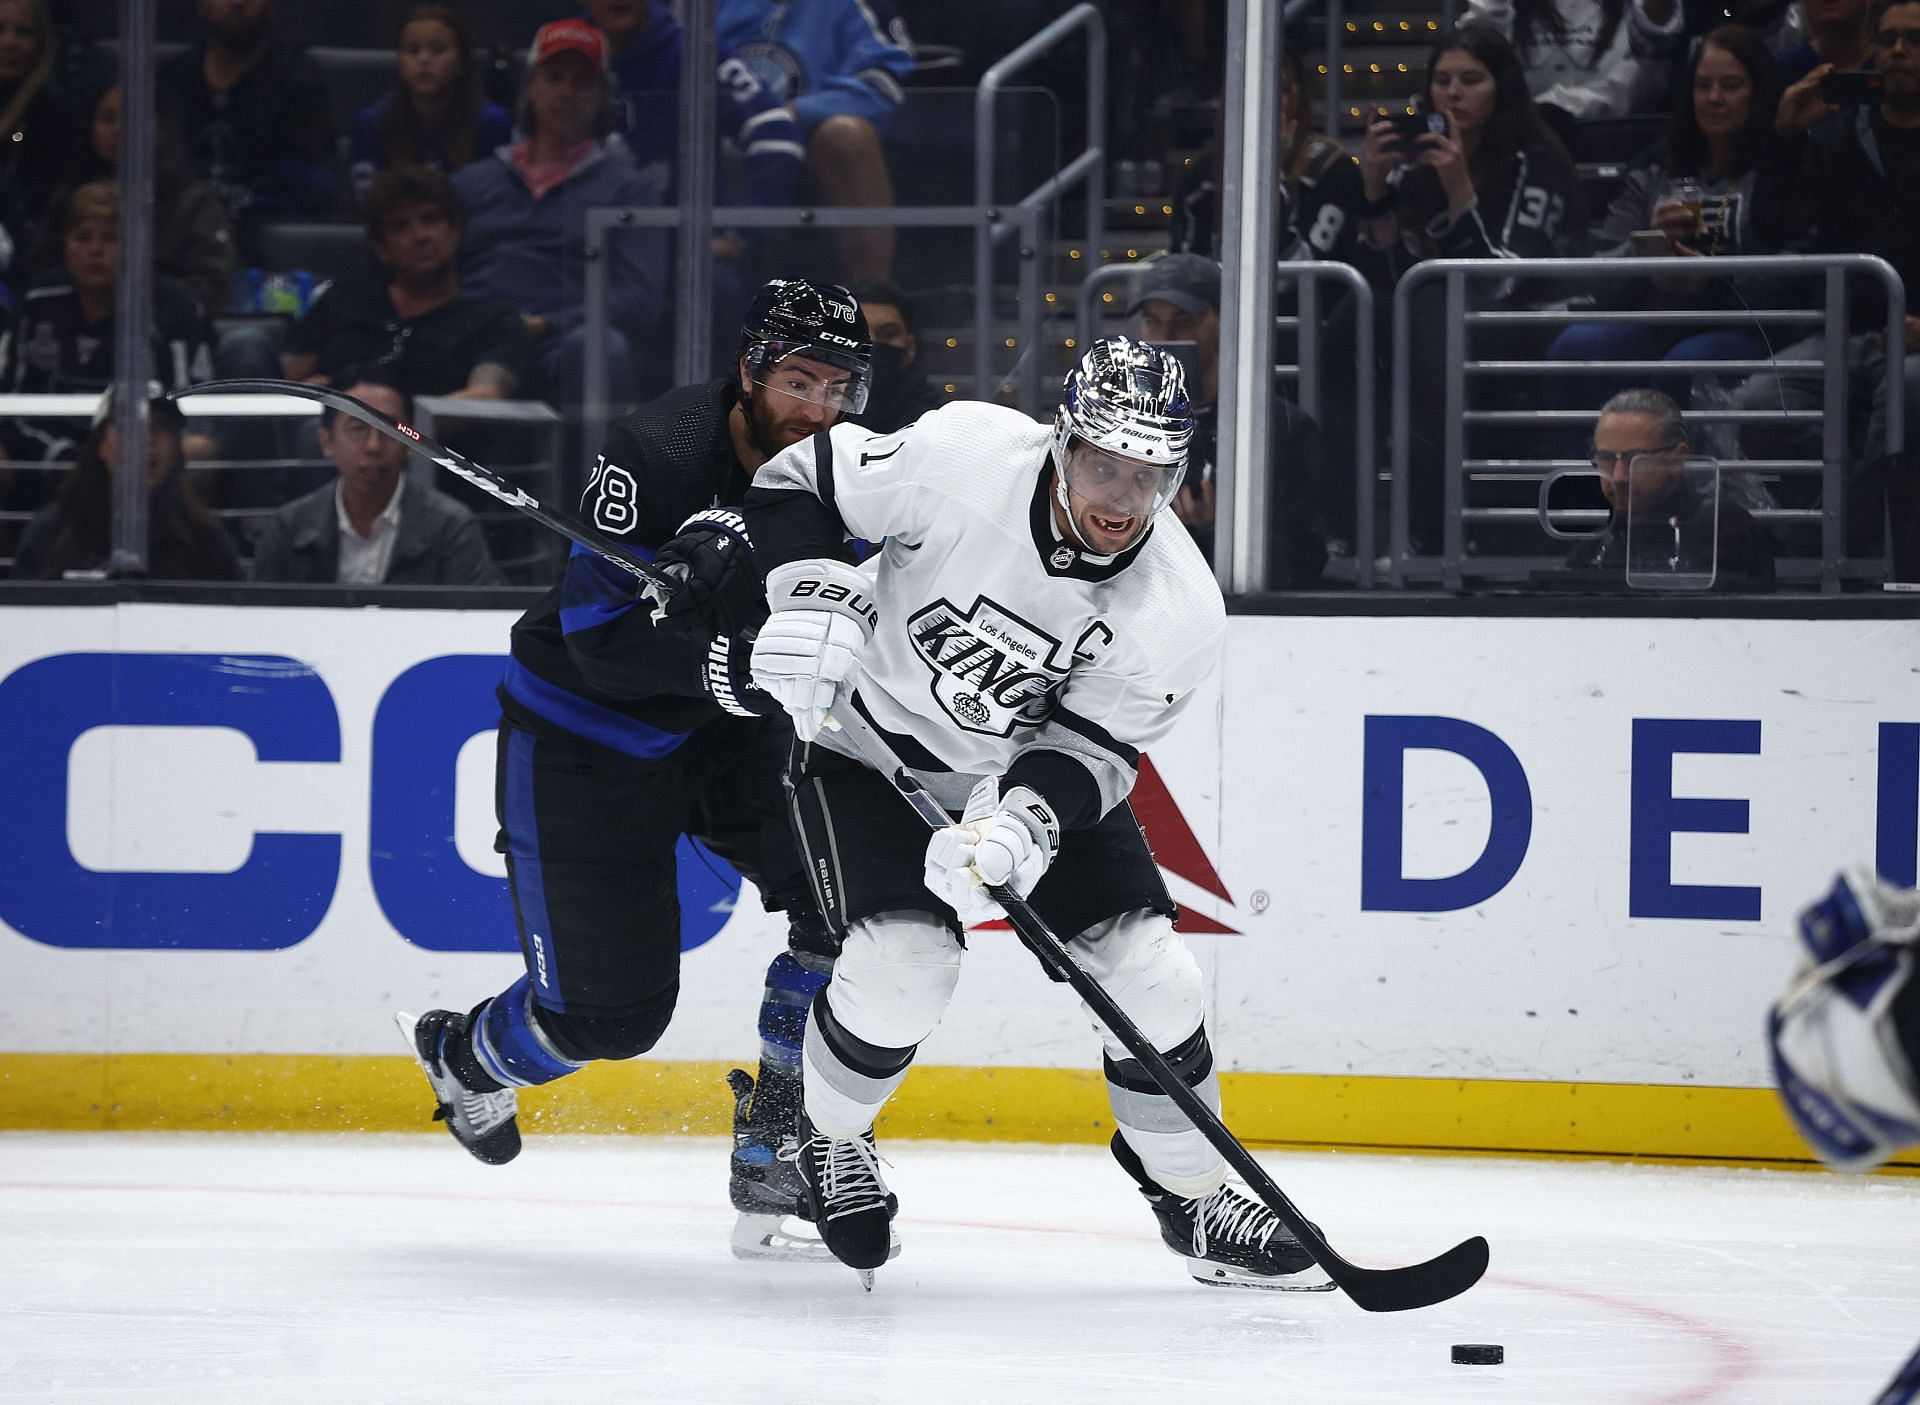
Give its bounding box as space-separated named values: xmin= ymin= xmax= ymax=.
xmin=726 ymin=1068 xmax=834 ymax=1262
xmin=396 ymin=1009 xmax=521 ymax=1166
xmin=1110 ymin=1132 xmax=1332 ymax=1291
xmin=795 ymin=1110 xmax=899 ymax=1289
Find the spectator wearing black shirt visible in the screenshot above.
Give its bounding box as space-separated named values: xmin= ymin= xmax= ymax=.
xmin=1357 ymin=23 xmax=1586 ymax=548
xmin=43 ymin=75 xmax=237 ymax=314
xmin=249 ymin=369 xmax=502 ymax=586
xmin=282 ymin=166 xmax=528 ymax=400
xmin=348 ymin=5 xmax=512 ymax=208
xmin=158 ymin=0 xmax=339 ymax=258
xmin=12 ymin=384 xmax=238 ymax=582
xmin=1559 ymin=388 xmax=1776 ymax=590
xmin=0 ymin=180 xmax=213 ymax=466
xmin=849 ymin=279 xmax=943 ymax=432
xmin=1733 ymin=0 xmax=1920 ymax=575
xmin=0 ymin=0 xmax=75 ymax=290
xmin=1169 ymin=46 xmax=1364 ymax=272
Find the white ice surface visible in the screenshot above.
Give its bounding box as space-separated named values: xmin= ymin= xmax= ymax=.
xmin=2 ymin=1132 xmax=1917 ymax=1403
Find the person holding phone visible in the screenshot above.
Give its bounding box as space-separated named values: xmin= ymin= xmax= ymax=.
xmin=1543 ymin=27 xmax=1786 ymax=470
xmin=1355 ymin=22 xmax=1585 ymax=548
xmin=1730 ymin=0 xmax=1920 ymax=578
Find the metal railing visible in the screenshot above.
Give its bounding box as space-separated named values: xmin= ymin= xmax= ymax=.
xmin=0 ymin=392 xmax=564 ymax=583
xmin=1076 ymin=255 xmax=1378 ymax=587
xmin=1389 ymin=253 xmax=1907 ymax=591
xmin=973 ymin=3 xmax=1106 ymax=402
xmin=583 ymin=204 xmax=1046 ymax=447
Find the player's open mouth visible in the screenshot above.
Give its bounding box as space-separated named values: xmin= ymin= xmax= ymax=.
xmin=1092 ymin=513 xmax=1133 ymax=536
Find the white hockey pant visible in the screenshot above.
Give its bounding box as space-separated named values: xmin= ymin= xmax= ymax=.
xmin=802 ymin=906 xmax=1224 ymax=1198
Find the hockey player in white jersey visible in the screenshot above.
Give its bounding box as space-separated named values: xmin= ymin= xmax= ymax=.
xmin=708 ymin=336 xmax=1322 ymax=1288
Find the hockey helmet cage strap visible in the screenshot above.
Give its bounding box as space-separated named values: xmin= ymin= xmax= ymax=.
xmin=1052 ymin=335 xmax=1194 ymax=473
xmin=741 ymin=278 xmax=875 ymax=414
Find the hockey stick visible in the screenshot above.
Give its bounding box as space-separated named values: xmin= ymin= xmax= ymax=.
xmin=843 ymin=741 xmax=1489 ymax=1314
xmin=186 ymin=378 xmax=681 ymax=609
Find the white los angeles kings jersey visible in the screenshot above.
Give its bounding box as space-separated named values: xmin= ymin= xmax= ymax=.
xmin=754 ymin=400 xmax=1226 ymax=818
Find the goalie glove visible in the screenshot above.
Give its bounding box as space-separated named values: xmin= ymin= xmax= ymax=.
xmin=749 ymin=559 xmax=878 ymax=741
xmin=1769 ymin=865 xmax=1920 ymax=1172
xmin=923 ymin=778 xmax=1062 ymax=925
xmin=651 ymin=509 xmax=763 ymax=635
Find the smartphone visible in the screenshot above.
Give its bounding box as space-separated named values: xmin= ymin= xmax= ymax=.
xmin=1388 ymin=109 xmax=1448 ymax=146
xmin=1819 ymin=69 xmax=1885 ymax=106
xmin=1630 ymin=229 xmax=1675 ymax=255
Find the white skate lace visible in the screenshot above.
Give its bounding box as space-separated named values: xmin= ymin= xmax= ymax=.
xmin=1188 ymin=1186 xmax=1279 ymax=1259
xmin=458 ymin=1087 xmax=516 ymax=1136
xmin=815 ymin=1134 xmax=890 ymax=1222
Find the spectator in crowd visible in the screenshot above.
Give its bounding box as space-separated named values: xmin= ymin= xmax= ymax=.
xmin=249 ymin=368 xmax=502 ymax=586
xmin=849 ymin=278 xmax=943 ymax=432
xmin=586 ymin=0 xmax=804 ymax=209
xmin=1545 ymin=27 xmax=1785 ymax=448
xmin=1130 ymin=253 xmax=1336 ymax=586
xmin=158 ymin=0 xmax=339 ymax=259
xmin=0 ymin=180 xmax=213 ymax=467
xmin=1465 ymin=0 xmax=1681 ymax=128
xmin=1734 ymin=0 xmax=1920 ymax=576
xmin=44 ymin=75 xmax=237 ymax=313
xmin=348 ymin=6 xmax=512 ymax=208
xmin=0 ymin=0 xmax=75 ymax=287
xmin=1559 ymin=387 xmax=1777 ymax=588
xmin=1170 ymin=45 xmax=1365 ymax=270
xmin=282 ymin=166 xmax=527 ymax=400
xmin=1358 ymin=23 xmax=1586 ymax=548
xmin=1775 ymin=0 xmax=1877 ymax=84
xmin=451 ymin=19 xmax=664 ymax=414
xmin=11 ymin=383 xmax=239 ymax=582
xmin=717 ymin=0 xmax=917 ymax=282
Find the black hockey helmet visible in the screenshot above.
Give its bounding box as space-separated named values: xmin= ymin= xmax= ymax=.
xmin=738 ymin=277 xmax=875 ymax=414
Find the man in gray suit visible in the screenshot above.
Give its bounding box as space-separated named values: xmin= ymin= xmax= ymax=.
xmin=250 ymin=368 xmax=504 ymax=586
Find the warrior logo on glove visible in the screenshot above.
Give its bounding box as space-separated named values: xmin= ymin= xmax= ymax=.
xmin=907 ymin=596 xmax=1071 ymax=737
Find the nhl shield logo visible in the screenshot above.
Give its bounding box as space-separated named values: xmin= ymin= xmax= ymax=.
xmin=1049 ymin=545 xmax=1076 ymax=570
xmin=907 ymin=597 xmax=1070 ymax=736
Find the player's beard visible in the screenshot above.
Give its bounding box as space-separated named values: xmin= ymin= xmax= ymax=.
xmin=742 ymin=386 xmax=815 ymax=461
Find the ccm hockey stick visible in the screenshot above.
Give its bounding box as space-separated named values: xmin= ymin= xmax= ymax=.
xmin=188 ymin=378 xmax=681 ymax=610
xmin=843 ymin=739 xmax=1489 ymax=1313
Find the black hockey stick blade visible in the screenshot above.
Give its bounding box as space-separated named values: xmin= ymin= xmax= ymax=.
xmin=869 ymin=761 xmax=1488 ymax=1311
xmin=185 ymin=378 xmax=682 ymax=607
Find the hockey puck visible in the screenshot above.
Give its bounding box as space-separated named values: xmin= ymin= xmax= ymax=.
xmin=1452 ymin=1344 xmax=1504 ymax=1366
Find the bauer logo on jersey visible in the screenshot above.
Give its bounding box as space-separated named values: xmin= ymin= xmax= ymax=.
xmin=906 ymin=597 xmax=1071 ymax=737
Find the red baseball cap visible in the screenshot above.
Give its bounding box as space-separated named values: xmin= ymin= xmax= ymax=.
xmin=528 ymin=19 xmax=608 ymax=71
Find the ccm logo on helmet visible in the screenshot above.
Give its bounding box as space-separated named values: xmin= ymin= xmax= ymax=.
xmin=791 ymin=578 xmax=880 ymax=628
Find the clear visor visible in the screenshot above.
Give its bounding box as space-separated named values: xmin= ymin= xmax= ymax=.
xmin=751 ymin=343 xmax=872 ymax=415
xmin=1062 ymin=440 xmax=1186 ymax=520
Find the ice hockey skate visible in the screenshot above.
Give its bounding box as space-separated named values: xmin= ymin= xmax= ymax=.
xmin=395 ymin=1009 xmax=521 ymax=1166
xmin=795 ymin=1110 xmax=900 ymax=1289
xmin=1111 ymin=1132 xmax=1333 ymax=1292
xmin=725 ymin=1068 xmax=839 ymax=1263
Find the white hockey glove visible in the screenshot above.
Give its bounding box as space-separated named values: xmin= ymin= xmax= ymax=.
xmin=923 ymin=777 xmax=1062 ymax=924
xmin=749 ymin=559 xmax=878 ymax=741
xmin=1769 ymin=865 xmax=1920 ymax=1172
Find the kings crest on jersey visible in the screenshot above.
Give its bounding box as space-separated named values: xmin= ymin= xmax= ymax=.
xmin=907 ymin=596 xmax=1072 ymax=737
xmin=747 ymin=399 xmax=1226 ymax=818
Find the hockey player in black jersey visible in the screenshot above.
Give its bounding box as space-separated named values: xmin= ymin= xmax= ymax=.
xmin=397 ymin=278 xmax=874 ymax=1258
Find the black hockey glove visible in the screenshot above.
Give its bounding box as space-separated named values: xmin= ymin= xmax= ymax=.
xmin=701 ymin=632 xmax=781 ymax=718
xmin=652 ymin=508 xmax=764 ymax=636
